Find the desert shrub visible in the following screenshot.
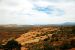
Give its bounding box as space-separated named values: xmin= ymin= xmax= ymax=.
xmin=44 ymin=43 xmax=54 ymax=50
xmin=60 ymin=43 xmax=72 ymax=50
xmin=43 ymin=41 xmax=55 ymax=50
xmin=70 ymin=39 xmax=75 ymax=48
xmin=72 ymin=29 xmax=75 ymax=34
xmin=4 ymin=39 xmax=21 ymax=50
xmin=0 ymin=44 xmax=4 ymax=49
xmin=36 ymin=34 xmax=39 ymax=37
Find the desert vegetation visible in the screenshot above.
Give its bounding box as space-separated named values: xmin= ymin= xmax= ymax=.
xmin=0 ymin=25 xmax=75 ymax=50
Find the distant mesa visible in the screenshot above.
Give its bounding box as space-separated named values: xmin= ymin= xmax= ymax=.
xmin=61 ymin=22 xmax=75 ymax=26
xmin=0 ymin=22 xmax=75 ymax=27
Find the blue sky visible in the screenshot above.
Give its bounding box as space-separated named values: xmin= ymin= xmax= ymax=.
xmin=0 ymin=0 xmax=75 ymax=25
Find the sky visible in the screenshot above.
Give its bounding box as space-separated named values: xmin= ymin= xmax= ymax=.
xmin=0 ymin=0 xmax=75 ymax=25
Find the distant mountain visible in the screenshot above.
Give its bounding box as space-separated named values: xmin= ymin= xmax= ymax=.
xmin=61 ymin=22 xmax=75 ymax=26
xmin=0 ymin=22 xmax=75 ymax=27
xmin=0 ymin=24 xmax=18 ymax=27
xmin=0 ymin=24 xmax=35 ymax=27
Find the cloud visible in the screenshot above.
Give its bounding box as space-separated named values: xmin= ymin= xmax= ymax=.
xmin=33 ymin=6 xmax=54 ymax=14
xmin=30 ymin=0 xmax=75 ymax=3
xmin=0 ymin=0 xmax=75 ymax=25
xmin=33 ymin=5 xmax=64 ymax=16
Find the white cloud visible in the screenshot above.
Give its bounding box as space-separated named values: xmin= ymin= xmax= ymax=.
xmin=0 ymin=0 xmax=75 ymax=25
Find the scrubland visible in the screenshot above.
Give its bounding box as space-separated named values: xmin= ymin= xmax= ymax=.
xmin=0 ymin=25 xmax=75 ymax=50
